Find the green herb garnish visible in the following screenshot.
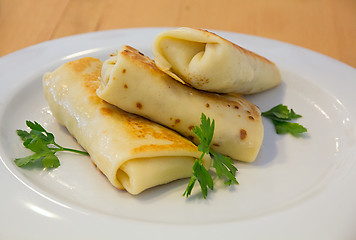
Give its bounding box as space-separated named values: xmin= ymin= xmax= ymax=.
xmin=15 ymin=121 xmax=88 ymax=168
xmin=183 ymin=113 xmax=238 ymax=199
xmin=262 ymin=104 xmax=307 ymax=136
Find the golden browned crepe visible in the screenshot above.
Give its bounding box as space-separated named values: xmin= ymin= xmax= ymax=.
xmin=43 ymin=57 xmax=211 ymax=195
xmin=152 ymin=27 xmax=281 ymax=94
xmin=97 ymin=46 xmax=264 ymax=162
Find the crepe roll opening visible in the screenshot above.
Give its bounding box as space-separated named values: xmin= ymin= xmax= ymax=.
xmin=161 ymin=38 xmax=206 ymax=62
xmin=116 ymin=156 xmax=199 ymax=195
xmin=159 ymin=38 xmax=207 ymax=80
xmin=100 ymin=56 xmax=117 ymax=87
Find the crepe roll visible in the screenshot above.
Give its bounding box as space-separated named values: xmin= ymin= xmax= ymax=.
xmin=43 ymin=57 xmax=211 ymax=195
xmin=152 ymin=27 xmax=281 ymax=94
xmin=97 ymin=46 xmax=264 ymax=162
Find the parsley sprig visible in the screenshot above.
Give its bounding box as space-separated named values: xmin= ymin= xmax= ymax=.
xmin=183 ymin=113 xmax=238 ymax=199
xmin=15 ymin=121 xmax=88 ymax=168
xmin=262 ymin=104 xmax=307 ymax=136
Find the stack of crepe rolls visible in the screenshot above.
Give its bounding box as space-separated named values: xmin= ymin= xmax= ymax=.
xmin=43 ymin=57 xmax=211 ymax=195
xmin=152 ymin=27 xmax=281 ymax=94
xmin=97 ymin=46 xmax=264 ymax=163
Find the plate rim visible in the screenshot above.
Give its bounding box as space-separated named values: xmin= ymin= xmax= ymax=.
xmin=0 ymin=27 xmax=356 ymax=240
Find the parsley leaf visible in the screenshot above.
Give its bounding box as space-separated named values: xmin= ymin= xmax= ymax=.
xmin=193 ymin=159 xmax=214 ymax=198
xmin=262 ymin=104 xmax=307 ymax=136
xmin=273 ymin=120 xmax=307 ymax=136
xmin=15 ymin=121 xmax=89 ymax=168
xmin=183 ymin=113 xmax=238 ymax=199
xmin=191 ymin=113 xmax=214 ymax=154
xmin=211 ymin=150 xmax=238 ymax=185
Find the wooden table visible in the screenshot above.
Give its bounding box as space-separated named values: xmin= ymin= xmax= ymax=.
xmin=1 ymin=0 xmax=355 ymax=68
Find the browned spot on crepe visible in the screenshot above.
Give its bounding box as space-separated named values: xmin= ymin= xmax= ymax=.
xmin=99 ymin=104 xmax=198 ymax=153
xmin=66 ymin=57 xmax=100 ymax=73
xmin=130 ymin=119 xmax=197 ymax=153
xmin=100 ymin=107 xmax=115 ymax=116
xmin=97 ymin=108 xmax=196 ymax=153
xmin=88 ymin=95 xmax=105 ymax=105
xmin=64 ymin=57 xmax=104 ymax=102
xmin=65 ymin=57 xmax=103 ymax=96
xmin=136 ymin=102 xmax=143 ymax=109
xmin=240 ymin=129 xmax=247 ymax=140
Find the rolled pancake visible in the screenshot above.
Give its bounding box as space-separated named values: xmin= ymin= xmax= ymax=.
xmin=152 ymin=27 xmax=281 ymax=94
xmin=42 ymin=57 xmax=211 ymax=195
xmin=97 ymin=46 xmax=264 ymax=162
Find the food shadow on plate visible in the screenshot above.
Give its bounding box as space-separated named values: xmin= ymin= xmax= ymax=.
xmin=131 ymin=169 xmax=238 ymax=202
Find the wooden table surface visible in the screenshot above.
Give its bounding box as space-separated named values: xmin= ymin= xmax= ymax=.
xmin=0 ymin=0 xmax=355 ymax=68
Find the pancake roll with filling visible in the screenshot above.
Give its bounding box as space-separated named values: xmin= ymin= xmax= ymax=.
xmin=152 ymin=27 xmax=281 ymax=94
xmin=43 ymin=57 xmax=211 ymax=195
xmin=97 ymin=46 xmax=264 ymax=163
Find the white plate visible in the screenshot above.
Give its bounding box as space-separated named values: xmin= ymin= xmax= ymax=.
xmin=0 ymin=28 xmax=356 ymax=239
